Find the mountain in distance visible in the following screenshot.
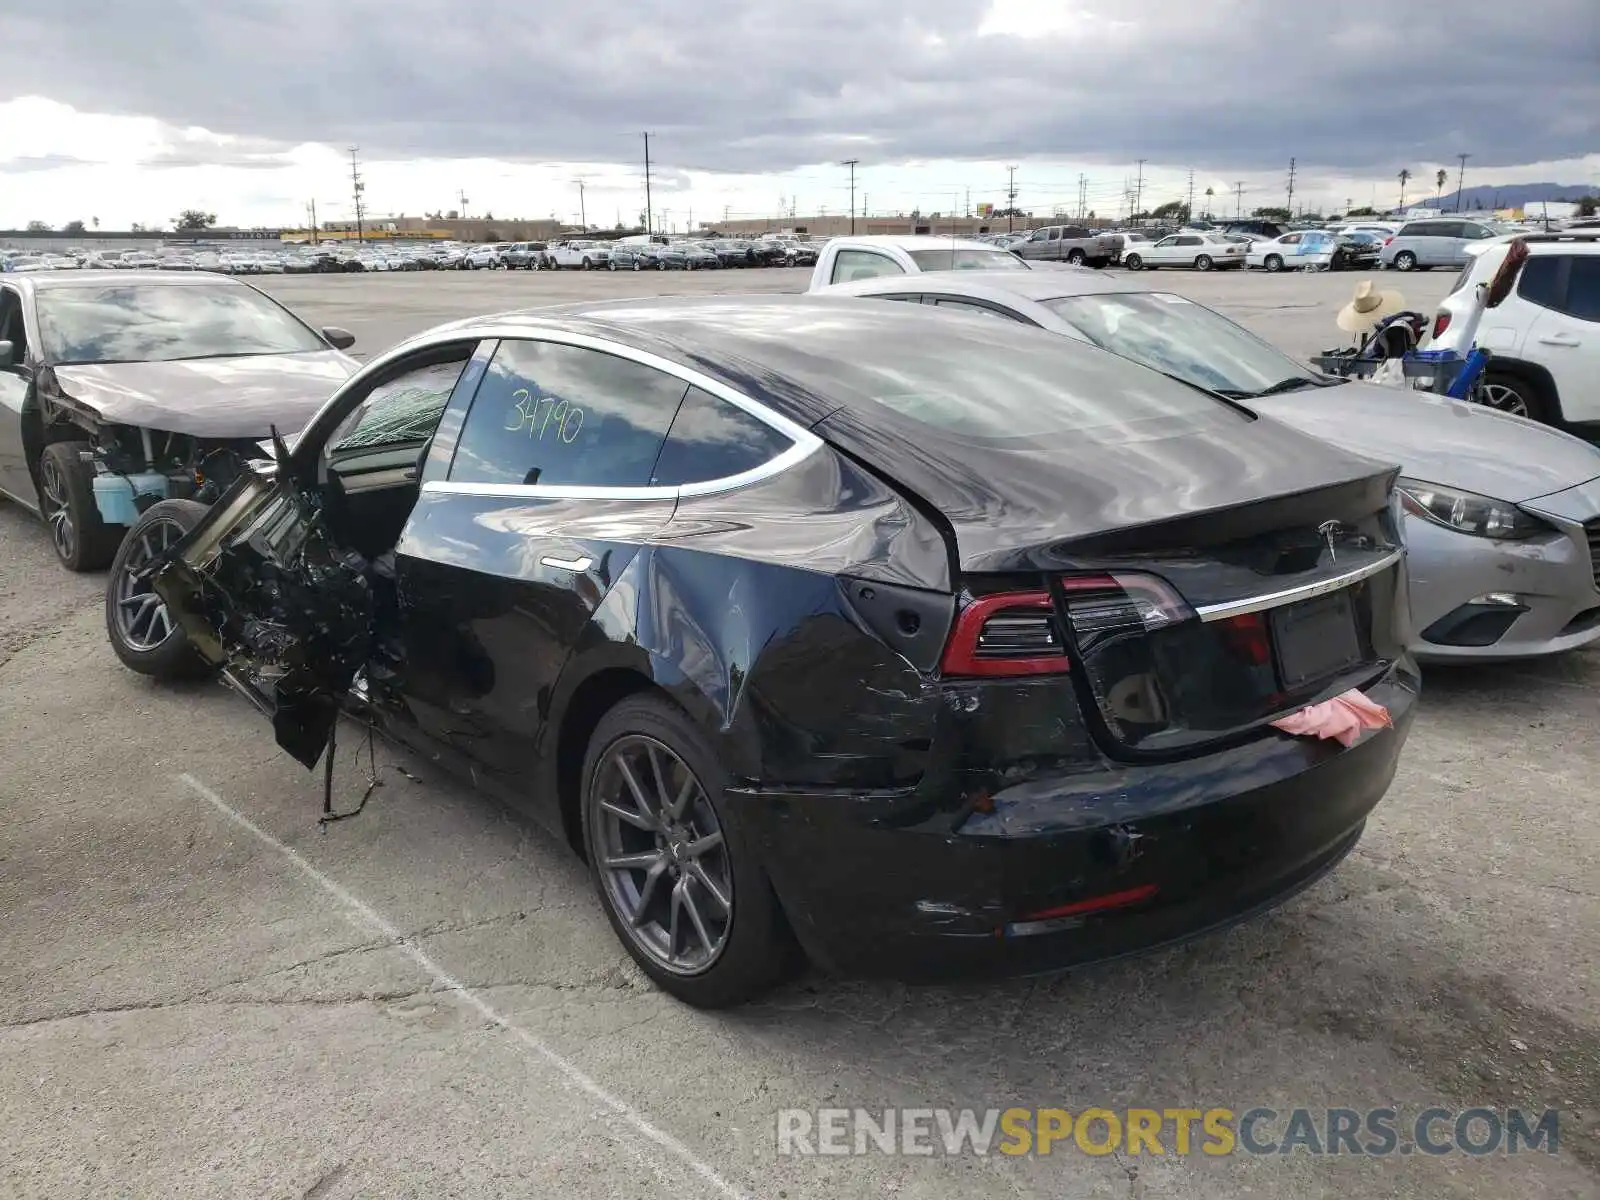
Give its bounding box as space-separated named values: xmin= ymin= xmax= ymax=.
xmin=1426 ymin=182 xmax=1596 ymax=211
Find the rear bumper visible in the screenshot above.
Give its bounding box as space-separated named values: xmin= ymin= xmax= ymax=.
xmin=730 ymin=663 xmax=1417 ymax=981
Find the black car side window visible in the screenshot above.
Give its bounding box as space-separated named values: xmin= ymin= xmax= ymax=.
xmin=450 ymin=339 xmax=688 ymax=488
xmin=331 ymin=355 xmax=469 ymax=451
xmin=0 ymin=287 xmax=27 ymax=364
xmin=650 ymin=386 xmax=793 ymax=487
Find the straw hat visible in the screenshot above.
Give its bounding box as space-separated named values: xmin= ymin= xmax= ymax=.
xmin=1337 ymin=280 xmax=1406 ymax=334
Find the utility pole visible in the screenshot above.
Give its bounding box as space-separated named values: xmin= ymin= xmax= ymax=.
xmin=840 ymin=159 xmax=860 ymax=234
xmin=348 ymin=148 xmax=366 ymax=243
xmin=965 ymin=186 xmax=970 ymax=218
xmin=1234 ymin=181 xmax=1245 ymax=218
xmin=306 ymin=199 xmax=318 ymax=245
xmin=458 ymin=188 xmax=470 ymax=220
xmin=1186 ymin=169 xmax=1195 ymax=221
xmin=1455 ymin=153 xmax=1471 ymax=212
xmin=643 ymin=132 xmax=654 ymax=236
xmin=1078 ymin=174 xmax=1088 ymax=220
xmin=1134 ymin=159 xmax=1146 ymax=217
xmin=1285 ymin=157 xmax=1297 ymax=217
xmin=573 ymin=178 xmax=586 ymax=230
xmin=861 ymin=193 xmax=868 ymax=221
xmin=1006 ymin=164 xmax=1018 ymax=232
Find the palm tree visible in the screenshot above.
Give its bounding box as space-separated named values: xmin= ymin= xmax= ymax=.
xmin=1397 ymin=168 xmax=1411 ymax=212
xmin=1435 ymin=168 xmax=1449 ymax=202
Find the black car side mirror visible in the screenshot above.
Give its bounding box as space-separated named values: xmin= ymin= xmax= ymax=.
xmin=322 ymin=326 xmax=356 ymax=350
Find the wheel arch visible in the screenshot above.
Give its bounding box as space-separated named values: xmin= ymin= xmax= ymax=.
xmin=1484 ymin=357 xmax=1564 ymax=423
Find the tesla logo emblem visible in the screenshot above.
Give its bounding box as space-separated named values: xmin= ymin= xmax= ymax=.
xmin=1318 ymin=520 xmax=1341 ymax=562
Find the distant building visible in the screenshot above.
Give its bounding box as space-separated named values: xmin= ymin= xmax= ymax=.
xmin=699 ymin=213 xmax=1075 ymax=238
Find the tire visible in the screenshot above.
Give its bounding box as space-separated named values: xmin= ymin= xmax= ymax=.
xmin=105 ymin=499 xmax=213 ymax=680
xmin=1195 ymin=254 xmax=1214 ymax=272
xmin=38 ymin=441 xmax=120 ymax=572
xmin=1394 ymin=251 xmax=1417 ymax=272
xmin=608 ymin=260 xmax=616 ymax=271
xmin=1477 ymin=367 xmax=1551 ymax=424
xmin=1124 ymin=253 xmax=1143 ymax=270
xmin=1264 ymin=254 xmax=1284 ymax=273
xmin=1066 ymin=248 xmax=1086 ymax=266
xmin=580 ymin=693 xmax=793 ymax=1008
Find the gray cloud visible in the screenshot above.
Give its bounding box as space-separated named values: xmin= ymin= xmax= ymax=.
xmin=0 ymin=154 xmax=99 ymax=172
xmin=2 ymin=0 xmax=1596 ymax=176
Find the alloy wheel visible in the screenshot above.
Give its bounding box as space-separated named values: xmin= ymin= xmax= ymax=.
xmin=113 ymin=516 xmax=184 ymax=650
xmin=38 ymin=455 xmax=75 ymax=562
xmin=592 ymin=734 xmax=733 ymax=975
xmin=1476 ymin=381 xmax=1531 ymax=418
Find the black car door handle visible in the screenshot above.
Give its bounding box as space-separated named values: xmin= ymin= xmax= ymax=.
xmin=539 ymin=554 xmax=592 ymax=572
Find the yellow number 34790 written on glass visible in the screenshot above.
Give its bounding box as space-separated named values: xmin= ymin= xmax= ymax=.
xmin=505 ymin=388 xmax=584 ymax=443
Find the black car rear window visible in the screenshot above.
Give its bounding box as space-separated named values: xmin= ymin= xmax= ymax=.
xmin=816 ymin=310 xmax=1240 ymax=444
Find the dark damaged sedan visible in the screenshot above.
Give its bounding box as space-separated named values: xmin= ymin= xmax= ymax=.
xmin=0 ymin=271 xmax=356 ymax=571
xmin=131 ymin=296 xmax=1417 ymax=1006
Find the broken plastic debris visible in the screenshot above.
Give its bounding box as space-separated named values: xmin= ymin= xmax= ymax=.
xmin=1270 ymin=689 xmax=1392 ymax=747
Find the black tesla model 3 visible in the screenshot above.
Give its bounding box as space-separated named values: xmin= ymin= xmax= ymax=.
xmin=130 ymin=296 xmax=1418 ymax=1006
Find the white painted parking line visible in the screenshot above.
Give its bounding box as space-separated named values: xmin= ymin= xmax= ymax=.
xmin=176 ymin=772 xmax=748 ymax=1200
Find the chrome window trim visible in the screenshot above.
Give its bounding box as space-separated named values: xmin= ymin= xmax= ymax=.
xmin=1193 ymin=548 xmax=1405 ymax=622
xmin=401 ymin=323 xmax=823 ymax=502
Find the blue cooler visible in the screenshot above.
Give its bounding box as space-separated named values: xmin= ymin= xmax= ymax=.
xmin=93 ymin=472 xmax=169 ymax=526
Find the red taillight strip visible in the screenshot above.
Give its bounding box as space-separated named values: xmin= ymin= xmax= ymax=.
xmin=939 ymin=591 xmax=1070 ymax=678
xmin=1019 ymin=883 xmax=1159 ymax=922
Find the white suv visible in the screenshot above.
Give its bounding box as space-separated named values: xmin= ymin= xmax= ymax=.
xmin=1427 ymin=233 xmax=1600 ymax=425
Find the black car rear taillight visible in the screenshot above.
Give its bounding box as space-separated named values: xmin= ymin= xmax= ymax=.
xmin=1057 ymin=572 xmax=1196 ymax=649
xmin=940 ymin=591 xmax=1069 ymax=677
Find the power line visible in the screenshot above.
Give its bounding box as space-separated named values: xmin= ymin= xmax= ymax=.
xmin=840 ymin=159 xmax=860 ymax=234
xmin=643 ymin=132 xmax=654 ymax=236
xmin=348 ymin=148 xmax=366 ymax=244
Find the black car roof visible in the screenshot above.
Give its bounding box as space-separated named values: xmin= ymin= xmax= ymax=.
xmin=422 ymin=293 xmax=1181 ymax=429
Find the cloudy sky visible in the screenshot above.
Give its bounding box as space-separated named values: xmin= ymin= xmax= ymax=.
xmin=2 ymin=0 xmax=1596 ymax=231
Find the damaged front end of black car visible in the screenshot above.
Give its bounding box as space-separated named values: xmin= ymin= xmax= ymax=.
xmin=152 ymin=464 xmax=382 ymax=768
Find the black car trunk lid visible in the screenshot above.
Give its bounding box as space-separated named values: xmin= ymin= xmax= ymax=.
xmin=815 ymin=408 xmax=1408 ymax=757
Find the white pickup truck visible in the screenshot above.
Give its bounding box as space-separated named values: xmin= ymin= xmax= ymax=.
xmin=547 ymin=240 xmax=611 ymax=270
xmin=806 ymin=235 xmax=1032 ymax=291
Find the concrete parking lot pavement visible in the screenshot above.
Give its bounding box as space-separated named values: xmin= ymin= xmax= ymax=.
xmin=2 ymin=269 xmax=1596 ymax=1200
